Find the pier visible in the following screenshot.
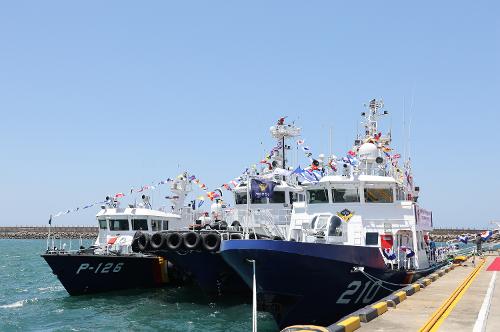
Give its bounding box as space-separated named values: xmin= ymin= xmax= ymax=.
xmin=283 ymin=251 xmax=500 ymax=332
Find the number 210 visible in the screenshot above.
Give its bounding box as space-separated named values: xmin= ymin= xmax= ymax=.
xmin=336 ymin=280 xmax=382 ymax=304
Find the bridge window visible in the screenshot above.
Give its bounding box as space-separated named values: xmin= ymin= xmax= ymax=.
xmin=366 ymin=232 xmax=379 ymax=245
xmin=162 ymin=220 xmax=169 ymax=231
xmin=270 ymin=191 xmax=285 ymax=203
xmin=332 ymin=188 xmax=360 ymax=203
xmin=251 ymin=196 xmax=267 ymax=204
xmin=151 ymin=220 xmax=161 ymax=232
xmin=98 ymin=219 xmax=107 ymax=230
xmin=364 ymin=188 xmax=394 ymax=203
xmin=131 ymin=219 xmax=148 ymax=231
xmin=235 ymin=192 xmax=247 ymax=205
xmin=109 ymin=219 xmax=129 ymax=231
xmin=307 ymin=189 xmax=329 ymax=204
xmin=292 ymin=193 xmax=305 ymax=202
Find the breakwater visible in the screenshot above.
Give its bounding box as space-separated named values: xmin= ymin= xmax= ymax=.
xmin=0 ymin=226 xmax=98 ymax=239
xmin=0 ymin=226 xmax=498 ymax=242
xmin=430 ymin=228 xmax=499 ymax=242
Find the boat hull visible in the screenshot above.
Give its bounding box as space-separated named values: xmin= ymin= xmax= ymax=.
xmin=153 ymin=249 xmax=250 ymax=299
xmin=41 ymin=253 xmax=168 ymax=295
xmin=220 ymin=240 xmax=442 ymax=329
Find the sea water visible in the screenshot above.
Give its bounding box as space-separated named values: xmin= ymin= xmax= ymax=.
xmin=0 ymin=239 xmax=278 ymax=331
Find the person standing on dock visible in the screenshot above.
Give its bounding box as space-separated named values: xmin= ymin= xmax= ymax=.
xmin=475 ymin=233 xmax=482 ymax=256
xmin=429 ymin=237 xmax=436 ymax=262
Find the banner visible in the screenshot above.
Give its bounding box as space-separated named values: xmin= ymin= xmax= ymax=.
xmin=250 ymin=179 xmax=276 ymax=199
xmin=415 ymin=205 xmax=433 ymax=228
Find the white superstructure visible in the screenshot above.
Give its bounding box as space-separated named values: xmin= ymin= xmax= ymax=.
xmin=287 ymin=99 xmax=435 ymax=269
xmin=93 ymin=175 xmax=196 ymax=253
xmin=219 ymin=118 xmax=305 ymax=238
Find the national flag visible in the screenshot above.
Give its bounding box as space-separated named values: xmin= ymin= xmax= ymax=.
xmin=115 ymin=193 xmax=125 ymax=198
xmin=400 ymin=246 xmax=415 ymax=258
xmin=347 ymin=150 xmax=356 ymax=157
xmin=382 ymin=248 xmax=396 ymax=260
xmin=481 ymin=230 xmax=493 ymax=241
xmin=297 ymin=139 xmax=305 ymax=145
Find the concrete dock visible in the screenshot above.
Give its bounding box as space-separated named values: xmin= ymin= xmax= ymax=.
xmin=354 ymin=255 xmax=499 ymax=332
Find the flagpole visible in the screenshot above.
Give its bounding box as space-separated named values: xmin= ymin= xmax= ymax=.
xmin=252 ymin=259 xmax=257 ymax=332
xmin=47 ymin=215 xmax=52 ymax=251
xmin=246 ymin=175 xmax=251 ymax=239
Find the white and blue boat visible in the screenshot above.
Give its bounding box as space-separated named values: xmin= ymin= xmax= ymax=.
xmin=220 ymin=99 xmax=448 ymax=328
xmin=143 ymin=119 xmax=304 ymax=299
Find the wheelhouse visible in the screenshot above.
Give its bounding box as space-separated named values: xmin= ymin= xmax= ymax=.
xmin=95 ymin=207 xmax=184 ymax=247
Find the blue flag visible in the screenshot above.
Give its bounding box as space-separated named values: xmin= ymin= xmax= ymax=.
xmin=457 ymin=235 xmax=468 ymax=244
xmin=250 ymin=179 xmax=276 ymax=199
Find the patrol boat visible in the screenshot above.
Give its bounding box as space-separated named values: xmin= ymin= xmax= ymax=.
xmin=41 ymin=176 xmax=194 ymax=295
xmin=139 ymin=119 xmax=304 ymax=299
xmin=220 ymin=99 xmax=447 ymax=328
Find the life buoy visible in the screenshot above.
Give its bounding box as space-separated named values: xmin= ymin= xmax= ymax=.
xmin=166 ymin=232 xmax=183 ymax=251
xmin=183 ymin=232 xmax=201 ymax=250
xmin=151 ymin=232 xmax=167 ymax=250
xmin=137 ymin=233 xmax=151 ymax=252
xmin=201 ymin=233 xmax=221 ymax=252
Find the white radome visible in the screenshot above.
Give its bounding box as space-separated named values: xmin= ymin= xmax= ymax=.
xmin=357 ymin=142 xmax=378 ymax=161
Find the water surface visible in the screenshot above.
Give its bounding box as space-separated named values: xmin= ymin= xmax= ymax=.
xmin=0 ymin=239 xmax=277 ymax=331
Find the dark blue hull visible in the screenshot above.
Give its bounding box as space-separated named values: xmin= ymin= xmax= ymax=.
xmin=42 ymin=253 xmax=167 ymax=295
xmin=153 ymin=249 xmax=250 ymax=299
xmin=220 ymin=240 xmax=441 ymax=329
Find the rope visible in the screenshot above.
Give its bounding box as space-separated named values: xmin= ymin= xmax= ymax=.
xmin=361 ymin=272 xmax=399 ymax=292
xmin=359 ymin=269 xmax=411 ymax=288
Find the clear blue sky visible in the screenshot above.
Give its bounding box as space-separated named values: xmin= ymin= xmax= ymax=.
xmin=0 ymin=1 xmax=498 ymax=228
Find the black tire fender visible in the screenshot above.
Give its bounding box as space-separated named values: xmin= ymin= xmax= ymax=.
xmin=183 ymin=232 xmax=201 ymax=250
xmin=137 ymin=233 xmax=151 ymax=252
xmin=230 ymin=233 xmax=243 ymax=240
xmin=151 ymin=232 xmax=167 ymax=250
xmin=201 ymin=233 xmax=221 ymax=252
xmin=166 ymin=232 xmax=183 ymax=251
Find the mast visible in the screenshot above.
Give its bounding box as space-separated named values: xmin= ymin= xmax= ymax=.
xmin=269 ymin=118 xmax=301 ymax=173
